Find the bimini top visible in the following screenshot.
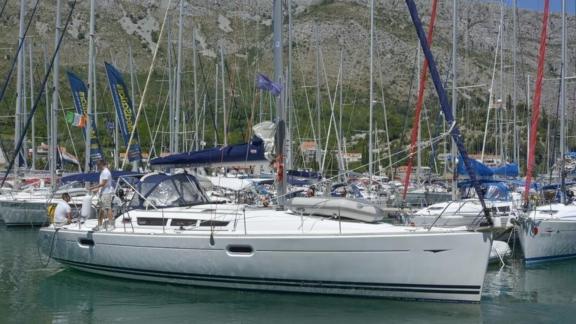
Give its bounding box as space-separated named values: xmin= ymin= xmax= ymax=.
xmin=129 ymin=173 xmax=210 ymax=209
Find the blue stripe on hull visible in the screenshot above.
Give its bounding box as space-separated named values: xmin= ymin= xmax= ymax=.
xmin=525 ymin=253 xmax=576 ymax=264
xmin=55 ymin=258 xmax=481 ymax=296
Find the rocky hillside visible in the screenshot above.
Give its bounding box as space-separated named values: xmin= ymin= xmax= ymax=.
xmin=0 ymin=0 xmax=573 ymax=171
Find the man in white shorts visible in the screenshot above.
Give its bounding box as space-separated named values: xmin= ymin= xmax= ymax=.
xmin=54 ymin=193 xmax=72 ymax=225
xmin=90 ymin=160 xmax=114 ymax=230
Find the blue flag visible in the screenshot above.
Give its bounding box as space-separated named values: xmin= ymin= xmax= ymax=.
xmin=104 ymin=62 xmax=142 ymax=162
xmin=66 ymin=71 xmax=104 ymax=165
xmin=256 ymin=73 xmax=282 ymax=97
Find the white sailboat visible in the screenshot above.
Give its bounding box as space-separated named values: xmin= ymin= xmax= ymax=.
xmin=516 ymin=0 xmax=576 ymax=264
xmin=38 ymin=0 xmax=493 ymax=303
xmin=39 ymin=171 xmax=492 ymax=302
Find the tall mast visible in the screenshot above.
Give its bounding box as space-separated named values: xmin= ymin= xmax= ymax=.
xmin=314 ymin=25 xmax=322 ymax=174
xmin=43 ymin=45 xmax=50 ymax=167
xmin=512 ymin=0 xmax=518 ymax=164
xmin=51 ymin=0 xmax=61 ymax=190
xmin=29 ymin=40 xmax=35 ymax=170
xmin=214 ymin=63 xmax=218 ymax=146
xmin=368 ymin=0 xmax=374 ymax=189
xmin=220 ymin=45 xmax=227 ymax=146
xmin=167 ymin=15 xmax=175 ymax=153
xmin=560 ymin=0 xmax=566 ymax=203
xmin=273 ymin=0 xmax=286 ymax=207
xmin=286 ymin=0 xmax=293 ymax=171
xmin=416 ymin=45 xmax=421 ymax=183
xmin=128 ymin=44 xmax=137 ymax=171
xmin=193 ymin=30 xmax=199 ymax=150
xmin=175 ymin=0 xmax=183 ymax=152
xmin=451 ymin=0 xmax=458 ymax=200
xmin=85 ymin=0 xmax=95 ymax=172
xmin=16 ymin=0 xmax=26 ymax=175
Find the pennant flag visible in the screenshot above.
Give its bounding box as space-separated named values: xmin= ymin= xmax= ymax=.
xmin=66 ymin=71 xmax=104 ymax=164
xmin=256 ymin=73 xmax=282 ymax=97
xmin=104 ymin=62 xmax=142 ymax=162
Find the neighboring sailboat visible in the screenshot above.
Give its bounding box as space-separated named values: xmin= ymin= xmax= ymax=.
xmin=516 ymin=0 xmax=576 ymax=264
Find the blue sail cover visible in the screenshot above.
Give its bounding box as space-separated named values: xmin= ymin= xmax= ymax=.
xmin=149 ymin=137 xmax=268 ymax=168
xmin=457 ymin=159 xmax=519 ymax=178
xmin=492 ymin=163 xmax=519 ymax=177
xmin=457 ymin=158 xmax=494 ymax=178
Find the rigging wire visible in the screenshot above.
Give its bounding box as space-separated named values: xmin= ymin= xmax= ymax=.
xmin=0 ymin=0 xmax=7 ymax=20
xmin=1 ymin=0 xmax=78 ymax=188
xmin=0 ymin=0 xmax=42 ymax=105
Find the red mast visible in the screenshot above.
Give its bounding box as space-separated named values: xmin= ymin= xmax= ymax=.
xmin=402 ymin=0 xmax=439 ymax=200
xmin=524 ymin=0 xmax=550 ymax=203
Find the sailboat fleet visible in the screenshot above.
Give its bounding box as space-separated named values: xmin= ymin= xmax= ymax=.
xmin=0 ymin=0 xmax=574 ymax=303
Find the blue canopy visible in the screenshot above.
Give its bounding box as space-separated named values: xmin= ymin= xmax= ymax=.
xmin=149 ymin=137 xmax=268 ymax=168
xmin=61 ymin=171 xmax=141 ymax=184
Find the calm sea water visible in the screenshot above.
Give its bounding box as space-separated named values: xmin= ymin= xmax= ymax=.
xmin=1 ymin=225 xmax=575 ymax=324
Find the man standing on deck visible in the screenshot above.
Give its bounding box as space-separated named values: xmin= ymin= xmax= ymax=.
xmin=90 ymin=160 xmax=114 ymax=230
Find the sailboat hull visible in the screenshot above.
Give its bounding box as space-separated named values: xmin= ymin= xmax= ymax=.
xmin=0 ymin=199 xmax=48 ymax=226
xmin=518 ymin=218 xmax=576 ymax=264
xmin=39 ymin=227 xmax=491 ymax=302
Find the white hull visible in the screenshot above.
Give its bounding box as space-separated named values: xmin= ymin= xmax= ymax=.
xmin=0 ymin=199 xmax=49 ymax=226
xmin=39 ymin=217 xmax=491 ymax=302
xmin=518 ymin=217 xmax=576 ymax=264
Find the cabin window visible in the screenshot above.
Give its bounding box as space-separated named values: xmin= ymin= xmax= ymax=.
xmin=137 ymin=218 xmax=169 ymax=226
xmin=199 ymin=220 xmax=230 ymax=227
xmin=171 ymin=219 xmax=198 ymax=227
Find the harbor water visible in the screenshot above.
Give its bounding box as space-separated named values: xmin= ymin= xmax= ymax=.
xmin=1 ymin=225 xmax=575 ymax=323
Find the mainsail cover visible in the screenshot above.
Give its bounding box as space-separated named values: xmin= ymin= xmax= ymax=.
xmin=149 ymin=122 xmax=276 ymax=168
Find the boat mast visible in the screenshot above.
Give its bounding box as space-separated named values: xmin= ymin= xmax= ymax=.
xmin=273 ymin=0 xmax=286 ymax=208
xmin=560 ymin=0 xmax=566 ymax=203
xmin=220 ymin=45 xmax=227 ymax=146
xmin=50 ymin=0 xmax=61 ymax=190
xmin=451 ymin=0 xmax=457 ymax=201
xmin=85 ymin=0 xmax=95 ymax=172
xmin=175 ymin=0 xmax=183 ymax=152
xmin=193 ymin=30 xmax=199 ymax=150
xmin=314 ymin=25 xmax=322 ymax=175
xmin=512 ymin=0 xmax=518 ymax=164
xmin=16 ymin=0 xmax=26 ymax=176
xmin=214 ymin=63 xmax=218 ymax=146
xmin=368 ymin=0 xmax=374 ymax=191
xmin=286 ymin=0 xmax=293 ymax=171
xmin=168 ymin=15 xmax=174 ymax=153
xmin=129 ymin=44 xmax=138 ymax=171
xmin=29 ymin=41 xmax=35 ymax=170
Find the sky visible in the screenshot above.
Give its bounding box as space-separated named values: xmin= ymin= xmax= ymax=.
xmin=494 ymin=0 xmax=576 ymax=13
